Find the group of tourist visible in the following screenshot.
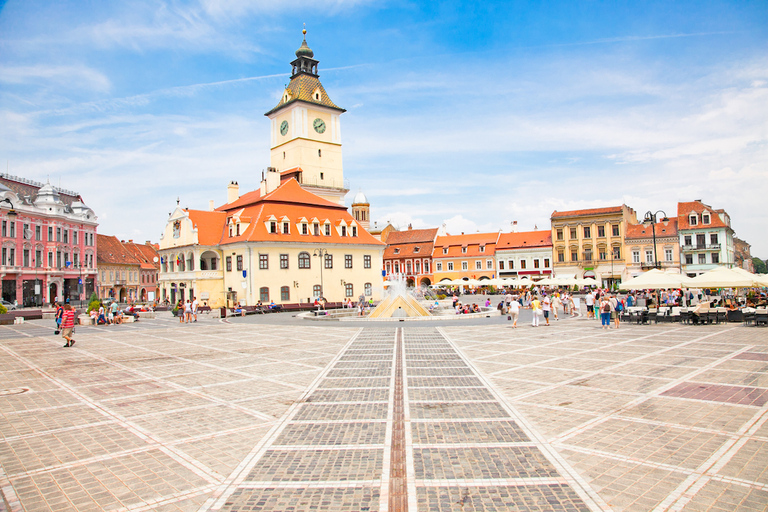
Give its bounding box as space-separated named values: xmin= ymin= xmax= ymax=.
xmin=176 ymin=297 xmax=199 ymax=322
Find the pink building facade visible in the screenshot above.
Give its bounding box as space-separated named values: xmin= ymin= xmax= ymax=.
xmin=0 ymin=175 xmax=98 ymax=307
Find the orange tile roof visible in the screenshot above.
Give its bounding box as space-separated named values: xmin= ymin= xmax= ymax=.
xmin=496 ymin=230 xmax=552 ymax=250
xmin=432 ymin=233 xmax=499 ymax=258
xmin=551 ymin=206 xmax=624 ymax=218
xmin=625 ymin=218 xmax=678 ymax=240
xmin=677 ymin=201 xmax=729 ymax=230
xmin=97 ymin=235 xmax=141 ymax=266
xmin=265 ymin=74 xmax=345 ymax=116
xmin=193 ymin=179 xmax=383 ymax=247
xmin=186 ymin=210 xmax=227 ymax=246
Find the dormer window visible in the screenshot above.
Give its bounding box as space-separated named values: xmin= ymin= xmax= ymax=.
xmin=394 ymin=248 xmax=400 ymax=254
xmin=702 ymin=213 xmax=710 ymax=224
xmin=313 ymin=89 xmax=322 ymax=101
xmin=689 ymin=214 xmax=698 ymax=226
xmin=352 ymin=226 xmax=357 ymax=237
xmin=442 ymin=248 xmax=448 ymax=254
xmin=301 ymin=223 xmax=308 ymax=235
xmin=479 ymin=245 xmax=485 ymax=253
xmin=461 ymin=247 xmax=468 ymax=254
xmin=414 ymin=247 xmax=420 ymax=253
xmin=270 ymin=221 xmax=277 ymax=234
xmin=282 ymin=222 xmax=289 ymax=234
xmin=314 ymin=223 xmax=320 ymax=235
xmin=236 ymin=224 xmax=240 ymax=236
xmin=341 ymin=226 xmax=347 ymax=237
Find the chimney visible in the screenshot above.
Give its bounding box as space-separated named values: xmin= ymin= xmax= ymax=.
xmin=511 ymin=221 xmax=518 ymax=233
xmin=227 ymin=181 xmax=239 ymax=204
xmin=209 ymin=200 xmax=215 ymax=211
xmin=145 ymin=240 xmax=151 ymax=245
xmin=128 ymin=239 xmax=133 ymax=243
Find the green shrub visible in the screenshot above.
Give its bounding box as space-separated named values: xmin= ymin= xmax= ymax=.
xmin=86 ymin=299 xmax=101 ymax=314
xmin=89 ymin=292 xmax=99 ymax=303
xmin=0 ymin=304 xmax=6 ymax=315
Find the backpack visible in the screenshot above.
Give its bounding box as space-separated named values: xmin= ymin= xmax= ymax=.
xmin=615 ymin=302 xmax=623 ymax=312
xmin=603 ymin=302 xmax=611 ymax=313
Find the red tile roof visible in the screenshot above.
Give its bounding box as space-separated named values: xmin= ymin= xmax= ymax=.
xmin=385 ymin=228 xmax=438 ymax=245
xmin=124 ymin=242 xmax=161 ymax=270
xmin=677 ymin=201 xmax=729 ymax=230
xmin=496 ymin=230 xmax=552 ymax=250
xmin=551 ymin=206 xmax=624 ymax=218
xmin=433 ymin=233 xmax=499 ymax=258
xmin=97 ymin=235 xmax=140 ymax=266
xmin=625 ymin=218 xmax=678 ymax=239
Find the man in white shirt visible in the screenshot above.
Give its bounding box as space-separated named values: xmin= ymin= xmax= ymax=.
xmin=542 ymin=295 xmax=551 ymax=326
xmin=508 ymin=296 xmax=520 ymax=328
xmin=585 ymin=291 xmax=595 ymax=319
xmin=192 ymin=296 xmax=199 ymax=322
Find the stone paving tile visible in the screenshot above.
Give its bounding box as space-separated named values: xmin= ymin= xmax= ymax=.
xmin=412 ymin=420 xmax=530 ymax=444
xmin=679 ymin=480 xmax=768 ymax=511
xmin=316 ymin=377 xmax=390 ymax=388
xmin=224 ymin=486 xmax=381 ymax=512
xmin=692 ymin=368 xmax=768 ymax=388
xmin=518 ymin=385 xmax=634 ymax=414
xmin=1 ymin=424 xmax=145 ymax=476
xmin=129 ymin=404 xmax=266 ymax=442
xmin=564 ymin=418 xmax=730 ymax=470
xmin=495 ymin=365 xmax=591 ymax=384
xmin=326 ymin=368 xmax=392 ymax=378
xmin=486 ymin=378 xmax=551 ymax=400
xmin=305 ymin=388 xmax=390 ymax=402
xmin=409 ymin=387 xmax=495 ymax=402
xmin=275 ymin=422 xmax=387 ymax=446
xmin=197 ymin=379 xmax=298 ymax=400
xmin=102 ymin=391 xmax=218 ymax=417
xmin=661 ymin=382 xmax=768 ymax=407
xmin=246 ymin=448 xmax=384 ymax=482
xmin=408 ymin=376 xmax=484 ymax=387
xmin=569 ymin=373 xmax=672 ymax=394
xmin=292 ymin=402 xmax=389 ymax=421
xmin=176 ymin=425 xmax=273 ymax=476
xmin=718 ymin=439 xmax=768 ymax=485
xmin=0 ymin=389 xmax=83 ymax=413
xmin=511 ymin=404 xmax=599 ymax=440
xmin=409 ymin=401 xmax=510 ymax=420
xmin=620 ymin=396 xmax=757 ymax=433
xmin=331 ymin=360 xmax=392 ymax=369
xmin=414 ymin=446 xmax=559 ymax=479
xmin=415 ymin=485 xmax=591 ymax=512
xmin=561 ymin=448 xmax=689 ymax=512
xmin=609 ymin=362 xmax=700 ymax=380
xmin=0 ymin=404 xmax=110 ymax=438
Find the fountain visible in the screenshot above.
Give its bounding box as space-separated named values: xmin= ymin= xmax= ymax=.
xmin=368 ymin=274 xmax=432 ymax=318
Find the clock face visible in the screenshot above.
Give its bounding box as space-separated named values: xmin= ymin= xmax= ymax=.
xmin=313 ymin=118 xmax=326 ymax=134
xmin=280 ymin=120 xmax=289 ymax=136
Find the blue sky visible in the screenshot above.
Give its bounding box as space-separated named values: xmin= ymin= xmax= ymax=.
xmin=1 ymin=0 xmax=767 ymax=256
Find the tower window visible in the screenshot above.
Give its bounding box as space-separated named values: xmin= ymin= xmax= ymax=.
xmin=283 ymin=152 xmax=285 ymax=159
xmin=320 ymin=172 xmax=324 ymax=180
xmin=318 ymin=149 xmax=321 ymax=157
xmin=315 ymin=92 xmax=320 ymax=100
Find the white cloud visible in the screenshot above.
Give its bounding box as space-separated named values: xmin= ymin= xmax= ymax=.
xmin=0 ymin=64 xmax=111 ymax=92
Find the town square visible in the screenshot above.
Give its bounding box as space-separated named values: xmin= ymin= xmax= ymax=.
xmin=1 ymin=0 xmax=767 ymax=510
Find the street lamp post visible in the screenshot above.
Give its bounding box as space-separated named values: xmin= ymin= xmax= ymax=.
xmin=642 ymin=210 xmax=669 ymax=270
xmin=313 ymin=248 xmax=328 ymax=301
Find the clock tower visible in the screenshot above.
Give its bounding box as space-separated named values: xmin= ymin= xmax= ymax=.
xmin=264 ymin=30 xmax=348 ymax=205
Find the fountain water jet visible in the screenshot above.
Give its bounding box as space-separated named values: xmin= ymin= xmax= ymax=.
xmin=368 ymin=274 xmax=432 ymax=318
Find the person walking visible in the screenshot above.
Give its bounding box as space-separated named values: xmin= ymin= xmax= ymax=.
xmin=54 ymin=302 xmax=64 ymax=334
xmin=542 ymin=294 xmax=551 ymax=326
xmin=551 ymin=294 xmax=561 ymax=320
xmin=531 ymin=295 xmax=541 ymax=327
xmin=110 ymin=301 xmax=119 ymax=324
xmin=585 ymin=291 xmax=595 ymax=319
xmin=508 ymin=296 xmax=520 ymax=328
xmin=184 ymin=300 xmax=193 ymax=323
xmin=192 ymin=296 xmax=199 ymax=322
xmin=61 ymin=304 xmax=76 ymax=347
xmin=177 ymin=300 xmax=184 ymax=323
xmin=599 ymin=296 xmax=611 ymax=329
xmin=611 ymin=294 xmax=622 ymax=329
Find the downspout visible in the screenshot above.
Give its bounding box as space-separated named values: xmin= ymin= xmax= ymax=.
xmin=248 ymin=245 xmax=253 ymax=305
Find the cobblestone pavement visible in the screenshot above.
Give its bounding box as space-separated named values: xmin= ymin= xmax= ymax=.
xmin=0 ymin=313 xmax=766 ymax=511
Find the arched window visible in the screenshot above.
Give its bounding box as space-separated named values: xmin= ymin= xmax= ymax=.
xmin=187 ymin=253 xmax=194 ymax=271
xmin=260 ymin=287 xmax=269 ymax=302
xmin=281 ymin=286 xmax=290 ymax=301
xmin=313 ymin=285 xmax=322 ymax=298
xmin=345 ymin=283 xmax=354 ymax=297
xmin=365 ymin=283 xmax=372 ymax=296
xmin=298 ymin=252 xmax=311 ymax=269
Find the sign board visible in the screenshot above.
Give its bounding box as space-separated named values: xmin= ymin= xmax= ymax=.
xmin=147 ymin=291 xmax=155 ymax=301
xmin=200 ymin=292 xmax=210 ymax=300
xmin=241 ymin=281 xmax=247 ymax=289
xmin=34 ymin=284 xmax=40 ymax=294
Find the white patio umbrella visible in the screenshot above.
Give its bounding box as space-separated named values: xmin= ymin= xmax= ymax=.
xmin=575 ymin=277 xmax=599 ymax=287
xmin=688 ymin=267 xmax=762 ymax=288
xmin=619 ymin=269 xmax=693 ymax=290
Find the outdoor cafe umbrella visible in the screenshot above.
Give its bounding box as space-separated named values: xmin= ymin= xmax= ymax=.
xmin=688 ymin=267 xmax=763 ymax=288
xmin=618 ymin=269 xmax=693 ymax=290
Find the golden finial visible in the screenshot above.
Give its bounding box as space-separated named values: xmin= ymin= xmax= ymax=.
xmin=303 ymin=23 xmax=306 ymax=37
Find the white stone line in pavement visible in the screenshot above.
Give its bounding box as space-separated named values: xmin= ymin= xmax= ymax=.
xmin=265 ymin=444 xmax=386 ymax=451
xmin=437 ymin=326 xmax=613 ymax=512
xmin=377 ymin=330 xmax=397 ymax=512
xmin=555 ymin=329 xmax=751 ymax=444
xmin=2 ymin=401 xmax=83 ymax=416
xmin=413 ymin=442 xmax=540 ymax=449
xmin=201 ymin=328 xmax=365 ymax=511
xmin=656 ymin=407 xmax=768 ymax=512
xmin=0 ymin=343 xmax=223 ymax=485
xmin=287 ymin=419 xmax=389 ymax=424
xmin=112 ymin=484 xmax=219 ymax=512
xmin=0 ymin=325 xmax=34 ymax=338
xmin=415 ymin=477 xmax=571 ymax=487
xmin=402 ymin=330 xmax=419 ymax=512
xmin=410 ymin=417 xmax=524 ymax=423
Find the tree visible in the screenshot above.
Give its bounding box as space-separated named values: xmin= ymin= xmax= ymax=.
xmin=753 ymin=257 xmax=767 ymax=274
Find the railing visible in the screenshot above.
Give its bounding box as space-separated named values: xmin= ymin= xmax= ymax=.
xmin=708 ymin=243 xmax=721 ymax=250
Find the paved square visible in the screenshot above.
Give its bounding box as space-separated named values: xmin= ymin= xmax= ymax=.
xmin=1 ymin=313 xmax=767 ymax=511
